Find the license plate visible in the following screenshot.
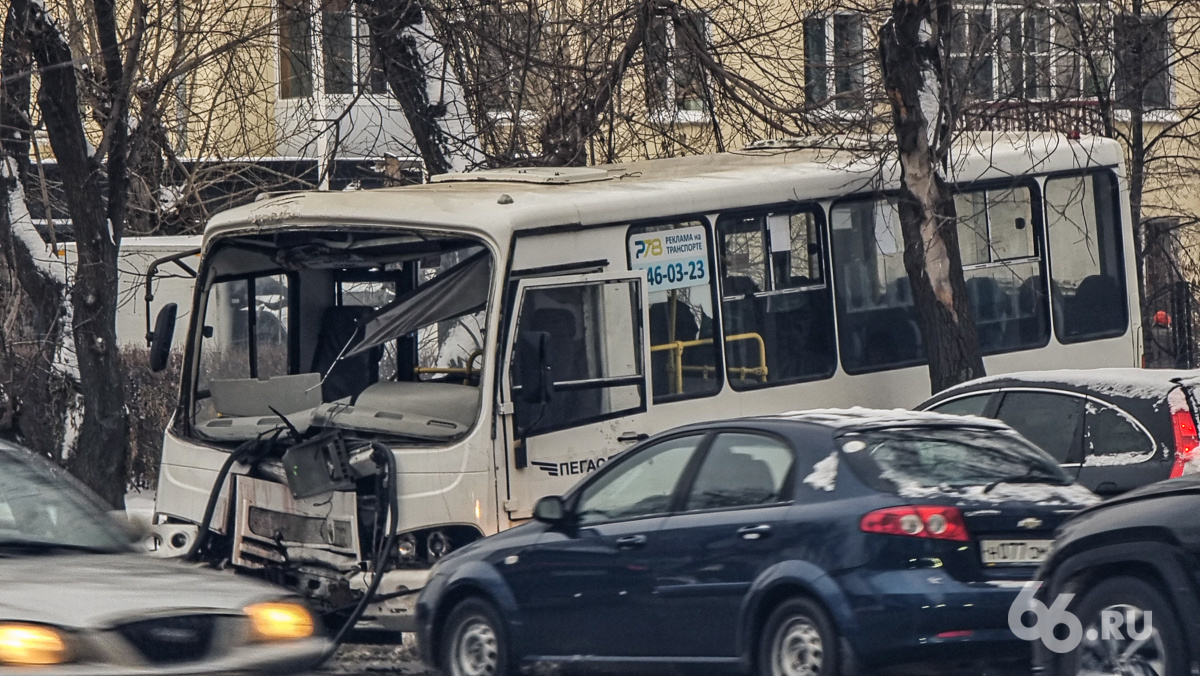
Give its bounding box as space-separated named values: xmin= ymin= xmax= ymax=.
xmin=980 ymin=539 xmax=1054 ymax=566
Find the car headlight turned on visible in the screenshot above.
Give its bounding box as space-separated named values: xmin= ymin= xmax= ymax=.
xmin=0 ymin=623 xmax=70 ymax=665
xmin=244 ymin=602 xmax=314 ymax=642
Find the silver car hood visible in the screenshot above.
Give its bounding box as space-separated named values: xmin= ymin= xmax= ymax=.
xmin=0 ymin=553 xmax=287 ymax=628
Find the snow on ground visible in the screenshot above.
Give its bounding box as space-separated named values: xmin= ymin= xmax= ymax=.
xmin=124 ymin=489 xmax=156 ymax=527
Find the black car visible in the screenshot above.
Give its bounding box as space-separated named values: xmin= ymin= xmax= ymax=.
xmin=917 ymin=369 xmax=1200 ymax=497
xmin=1032 ymin=476 xmax=1200 ymax=676
xmin=416 ymin=410 xmax=1099 ymax=676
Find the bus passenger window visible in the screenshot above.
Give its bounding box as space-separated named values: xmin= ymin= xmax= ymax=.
xmin=830 ymin=198 xmax=925 ymax=373
xmin=715 ymin=209 xmax=836 ymax=389
xmin=954 ymin=185 xmax=1049 ymax=353
xmin=510 ymin=281 xmax=645 ymax=437
xmin=627 ymin=221 xmax=720 ymax=402
xmin=1045 ymin=172 xmax=1127 ymax=342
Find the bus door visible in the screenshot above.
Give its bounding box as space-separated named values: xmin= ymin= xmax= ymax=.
xmin=498 ymin=272 xmax=653 ymax=519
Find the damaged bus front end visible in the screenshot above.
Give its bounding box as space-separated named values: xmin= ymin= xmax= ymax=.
xmin=149 ymin=202 xmax=501 ymax=632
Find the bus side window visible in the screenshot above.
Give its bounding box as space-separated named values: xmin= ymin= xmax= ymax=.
xmin=1045 ymin=172 xmax=1128 ymax=342
xmin=510 ymin=281 xmax=645 ymax=437
xmin=830 ymin=198 xmax=925 ymax=373
xmin=954 ymin=184 xmax=1050 ymax=353
xmin=627 ymin=221 xmax=721 ymax=402
xmin=715 ymin=209 xmax=836 ymax=388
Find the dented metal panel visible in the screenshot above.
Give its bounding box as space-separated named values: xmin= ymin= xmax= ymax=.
xmin=231 ymin=476 xmax=359 ymax=570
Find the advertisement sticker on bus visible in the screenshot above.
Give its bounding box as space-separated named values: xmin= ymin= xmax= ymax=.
xmin=627 ymin=224 xmax=710 ymax=296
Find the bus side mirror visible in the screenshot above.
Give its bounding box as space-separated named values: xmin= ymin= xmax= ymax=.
xmin=518 ymin=331 xmax=554 ymax=405
xmin=533 ymin=495 xmax=567 ymax=524
xmin=149 ymin=303 xmax=178 ymax=373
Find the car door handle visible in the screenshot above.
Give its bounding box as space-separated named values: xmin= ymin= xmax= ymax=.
xmin=737 ymin=524 xmax=772 ymax=540
xmin=616 ymin=534 xmax=648 ymax=549
xmin=617 ymin=432 xmax=649 ymax=443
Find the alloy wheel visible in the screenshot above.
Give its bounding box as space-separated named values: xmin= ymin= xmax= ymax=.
xmin=1075 ymin=604 xmax=1167 ymax=676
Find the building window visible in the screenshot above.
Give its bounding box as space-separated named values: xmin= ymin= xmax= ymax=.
xmin=1115 ymin=13 xmax=1171 ymax=109
xmin=473 ymin=9 xmax=541 ymax=112
xmin=279 ymin=0 xmax=313 ymax=99
xmin=322 ymin=0 xmax=354 ymax=95
xmin=950 ymin=9 xmax=994 ymax=100
xmin=279 ymin=0 xmax=388 ymax=99
xmin=996 ymin=6 xmax=1052 ymax=99
xmin=645 ymin=11 xmax=710 ymax=115
xmin=804 ymin=13 xmax=865 ymax=110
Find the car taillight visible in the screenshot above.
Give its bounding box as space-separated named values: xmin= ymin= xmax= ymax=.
xmin=860 ymin=506 xmax=969 ymax=542
xmin=1170 ymin=389 xmax=1200 ymax=478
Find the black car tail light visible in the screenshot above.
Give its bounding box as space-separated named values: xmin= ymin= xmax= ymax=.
xmin=860 ymin=506 xmax=969 ymax=542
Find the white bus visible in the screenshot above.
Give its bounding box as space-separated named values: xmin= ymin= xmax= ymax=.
xmin=147 ymin=133 xmax=1140 ymax=629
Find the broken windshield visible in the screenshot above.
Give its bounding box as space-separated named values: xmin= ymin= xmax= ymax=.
xmin=191 ymin=229 xmax=493 ymax=443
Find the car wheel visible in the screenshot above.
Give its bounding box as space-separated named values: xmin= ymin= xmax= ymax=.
xmin=440 ymin=598 xmax=510 ymax=676
xmin=1061 ymin=576 xmax=1186 ymax=676
xmin=759 ymin=597 xmax=839 ymax=676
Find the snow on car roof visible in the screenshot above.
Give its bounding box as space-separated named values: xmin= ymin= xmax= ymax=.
xmin=945 ymin=368 xmax=1198 ymax=402
xmin=766 ymin=406 xmax=1011 ymax=431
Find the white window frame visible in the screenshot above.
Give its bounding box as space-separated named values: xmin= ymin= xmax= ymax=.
xmin=645 ymin=11 xmax=712 ymax=124
xmin=950 ymin=1 xmax=1175 ymax=111
xmin=802 ymin=12 xmax=868 ymax=115
xmin=275 ymin=0 xmax=388 ymax=101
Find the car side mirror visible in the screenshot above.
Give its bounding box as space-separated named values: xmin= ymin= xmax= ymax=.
xmin=533 ymin=495 xmax=567 ymax=524
xmin=149 ymin=303 xmax=178 ymax=373
xmin=518 ymin=331 xmax=554 ymax=405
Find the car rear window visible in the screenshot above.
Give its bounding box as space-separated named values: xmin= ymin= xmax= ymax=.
xmin=840 ymin=426 xmax=1070 ymax=494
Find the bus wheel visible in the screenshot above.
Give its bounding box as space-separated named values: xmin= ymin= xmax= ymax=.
xmin=759 ymin=597 xmax=839 ymax=676
xmin=441 ymin=598 xmax=510 ymax=676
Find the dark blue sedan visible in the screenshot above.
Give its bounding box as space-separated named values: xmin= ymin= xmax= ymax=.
xmin=416 ymin=409 xmax=1100 ymax=676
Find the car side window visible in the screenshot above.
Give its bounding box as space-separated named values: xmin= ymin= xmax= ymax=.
xmin=575 ymin=435 xmax=702 ymax=525
xmin=928 ymin=393 xmax=993 ymax=417
xmin=685 ymin=433 xmax=795 ymax=511
xmin=994 ymin=391 xmax=1084 ymax=463
xmin=1085 ymin=402 xmax=1155 ymax=460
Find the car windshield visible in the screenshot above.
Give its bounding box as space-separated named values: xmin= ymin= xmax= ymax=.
xmin=841 ymin=426 xmax=1070 ymax=493
xmin=0 ymin=451 xmax=128 ymax=553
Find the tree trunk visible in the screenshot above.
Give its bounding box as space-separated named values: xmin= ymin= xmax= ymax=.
xmin=25 ymin=0 xmax=128 ymax=507
xmin=539 ymin=0 xmax=654 ymax=167
xmin=361 ymin=0 xmax=454 ymax=175
xmin=1 ymin=0 xmax=76 ymax=461
xmin=879 ymin=0 xmax=984 ymax=393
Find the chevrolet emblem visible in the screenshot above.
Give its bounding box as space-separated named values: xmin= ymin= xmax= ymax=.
xmin=1018 ymin=517 xmax=1043 ymax=530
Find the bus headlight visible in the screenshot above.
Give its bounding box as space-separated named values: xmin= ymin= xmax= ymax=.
xmin=396 ymin=533 xmax=417 ymax=561
xmin=0 ymin=623 xmax=70 ymax=665
xmin=244 ymin=602 xmax=314 ymax=642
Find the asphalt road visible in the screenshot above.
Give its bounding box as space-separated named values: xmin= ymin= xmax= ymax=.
xmin=320 ymin=639 xmax=1030 ymax=676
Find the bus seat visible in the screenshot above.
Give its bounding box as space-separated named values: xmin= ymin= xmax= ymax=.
xmin=1016 ymin=276 xmax=1048 ymax=344
xmin=1068 ymin=274 xmax=1124 ymax=336
xmin=966 ymin=276 xmax=1009 ymax=351
xmin=311 ymin=305 xmax=382 ymax=403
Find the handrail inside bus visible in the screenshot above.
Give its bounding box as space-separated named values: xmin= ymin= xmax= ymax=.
xmin=651 ymin=332 xmax=769 ymax=393
xmin=413 ymin=349 xmax=484 ymax=384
